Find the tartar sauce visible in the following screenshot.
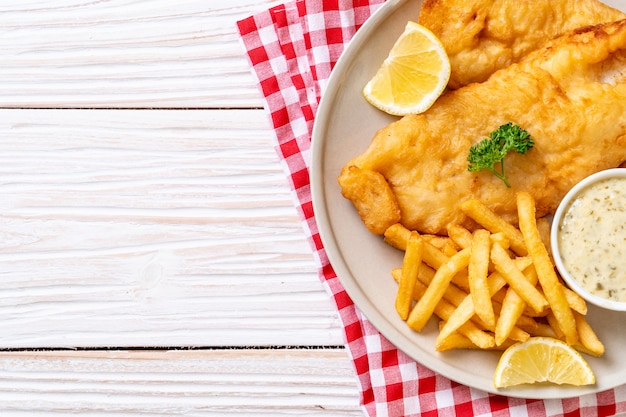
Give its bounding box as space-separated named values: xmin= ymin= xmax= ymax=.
xmin=557 ymin=177 xmax=626 ymax=302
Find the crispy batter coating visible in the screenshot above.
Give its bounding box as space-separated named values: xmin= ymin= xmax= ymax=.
xmin=339 ymin=20 xmax=626 ymax=235
xmin=338 ymin=165 xmax=401 ymax=234
xmin=419 ymin=0 xmax=625 ymax=88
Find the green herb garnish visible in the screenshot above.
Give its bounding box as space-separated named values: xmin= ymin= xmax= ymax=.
xmin=467 ymin=122 xmax=534 ymax=188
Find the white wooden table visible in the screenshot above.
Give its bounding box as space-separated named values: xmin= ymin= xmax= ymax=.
xmin=0 ymin=1 xmax=363 ymax=414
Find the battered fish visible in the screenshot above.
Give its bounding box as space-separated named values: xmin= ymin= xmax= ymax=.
xmin=418 ymin=0 xmax=625 ymax=88
xmin=338 ymin=20 xmax=626 ymax=236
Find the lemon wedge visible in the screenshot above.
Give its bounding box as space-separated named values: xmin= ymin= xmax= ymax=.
xmin=363 ymin=21 xmax=451 ymax=116
xmin=494 ymin=337 xmax=595 ymax=388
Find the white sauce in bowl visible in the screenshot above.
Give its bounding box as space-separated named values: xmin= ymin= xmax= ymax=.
xmin=557 ymin=177 xmax=626 ymax=302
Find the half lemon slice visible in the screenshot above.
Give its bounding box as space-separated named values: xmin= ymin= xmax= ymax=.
xmin=363 ymin=21 xmax=450 ymax=116
xmin=494 ymin=337 xmax=595 ymax=388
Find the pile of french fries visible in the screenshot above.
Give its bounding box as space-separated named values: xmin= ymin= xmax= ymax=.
xmin=386 ymin=191 xmax=604 ymax=356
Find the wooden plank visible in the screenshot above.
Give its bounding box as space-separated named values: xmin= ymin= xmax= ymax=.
xmin=0 ymin=108 xmax=344 ymax=348
xmin=0 ymin=0 xmax=282 ymax=109
xmin=0 ymin=349 xmax=362 ymax=415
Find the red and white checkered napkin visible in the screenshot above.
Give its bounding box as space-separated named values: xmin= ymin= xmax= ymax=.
xmin=237 ymin=1 xmax=626 ymax=415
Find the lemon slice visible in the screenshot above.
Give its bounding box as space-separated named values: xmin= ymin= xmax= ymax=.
xmin=494 ymin=337 xmax=595 ymax=388
xmin=363 ymin=21 xmax=450 ymax=116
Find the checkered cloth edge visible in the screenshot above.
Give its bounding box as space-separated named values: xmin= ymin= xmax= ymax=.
xmin=236 ymin=1 xmax=626 ymax=416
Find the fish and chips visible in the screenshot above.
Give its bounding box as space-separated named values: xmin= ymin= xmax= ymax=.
xmin=336 ymin=0 xmax=625 ymax=363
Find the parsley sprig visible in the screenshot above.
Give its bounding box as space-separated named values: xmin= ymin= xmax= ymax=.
xmin=467 ymin=122 xmax=534 ymax=188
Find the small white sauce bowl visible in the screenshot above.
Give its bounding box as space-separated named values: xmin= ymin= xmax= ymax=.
xmin=551 ymin=168 xmax=626 ymax=312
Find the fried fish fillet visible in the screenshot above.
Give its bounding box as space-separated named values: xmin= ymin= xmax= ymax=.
xmin=418 ymin=0 xmax=625 ymax=88
xmin=338 ymin=20 xmax=626 ymax=236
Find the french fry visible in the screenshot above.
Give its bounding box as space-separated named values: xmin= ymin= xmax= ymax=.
xmin=536 ymin=216 xmax=552 ymax=258
xmin=545 ymin=310 xmax=565 ymax=340
xmin=517 ymin=191 xmax=578 ymax=345
xmin=491 ymin=295 xmax=539 ymax=332
xmin=391 ymin=267 xmax=402 ymax=281
xmin=495 ymin=289 xmax=527 ymax=345
xmin=433 ymin=298 xmax=495 ymax=349
xmin=451 ymin=270 xmax=470 ymax=292
xmin=490 ymin=232 xmax=510 ymax=250
xmin=414 ymin=258 xmax=471 ymax=311
xmin=384 ymin=224 xmax=457 ymax=257
xmin=525 ymin=322 xmax=557 ymax=338
xmin=407 ymin=248 xmax=472 ymax=331
xmin=395 ymin=232 xmax=423 ymax=320
xmin=442 ymin=241 xmax=459 ymax=257
xmin=436 ymin=278 xmax=469 ymax=307
xmin=520 ymin=300 xmax=550 ymax=318
xmin=494 ymin=264 xmax=539 ymax=345
xmin=383 ymin=223 xmax=412 ymax=250
xmin=493 ymin=298 xmax=538 ymax=338
xmin=490 ymin=243 xmax=548 ymax=314
xmin=501 ymin=324 xmax=530 ymax=343
xmin=422 ymin=239 xmax=471 ymax=292
xmin=422 ymin=240 xmax=450 ymax=270
xmin=459 ymin=199 xmax=527 ymax=256
xmin=468 ymin=229 xmax=495 ymax=328
xmin=392 ymin=265 xmax=430 ymax=302
xmin=423 ymin=234 xmax=456 ymax=251
xmin=563 ymin=287 xmax=588 ymax=315
xmin=574 ymin=311 xmax=605 ymax=357
xmin=436 ymin=328 xmax=508 ymax=352
xmin=393 ymin=267 xmax=494 ymax=349
xmin=447 ymin=223 xmax=473 ymax=249
xmin=511 ymin=313 xmax=539 ymax=332
xmin=434 ymin=295 xmax=477 ymax=345
xmin=417 ymin=264 xmax=436 ymax=288
xmin=436 ymin=330 xmax=483 ymax=351
xmin=490 ymin=287 xmax=508 ymax=304
xmin=436 ymin=258 xmax=531 ymax=345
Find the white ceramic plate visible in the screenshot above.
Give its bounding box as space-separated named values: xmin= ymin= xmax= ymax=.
xmin=311 ymin=0 xmax=626 ymax=398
